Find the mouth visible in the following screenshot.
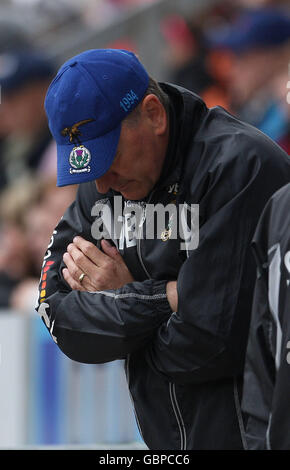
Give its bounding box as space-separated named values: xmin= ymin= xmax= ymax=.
xmin=114 ymin=181 xmax=131 ymax=192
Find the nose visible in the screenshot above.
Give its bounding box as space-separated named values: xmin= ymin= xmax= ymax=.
xmin=95 ymin=171 xmax=117 ymax=194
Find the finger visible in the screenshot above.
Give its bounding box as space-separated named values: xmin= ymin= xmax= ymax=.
xmin=72 ymin=236 xmax=108 ymax=266
xmin=101 ymin=239 xmax=120 ymax=259
xmin=62 ymin=267 xmax=85 ymax=291
xmin=67 ymin=243 xmax=98 ymax=277
xmin=63 ymin=251 xmax=85 ymax=281
xmin=100 ymin=239 xmax=134 ymax=285
xmin=62 ymin=266 xmax=96 ymax=293
xmin=66 ymin=245 xmax=105 ymax=286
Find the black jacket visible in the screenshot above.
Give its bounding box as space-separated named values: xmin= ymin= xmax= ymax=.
xmin=36 ymin=84 xmax=290 ymax=449
xmin=242 ymin=183 xmax=290 ymax=450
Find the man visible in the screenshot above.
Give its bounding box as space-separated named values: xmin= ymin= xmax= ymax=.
xmin=37 ymin=48 xmax=290 ymax=450
xmin=208 ymin=7 xmax=290 ymax=149
xmin=242 ymin=183 xmax=290 ymax=450
xmin=0 ymin=49 xmax=56 ymax=189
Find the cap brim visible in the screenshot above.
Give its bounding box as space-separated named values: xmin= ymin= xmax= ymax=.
xmin=56 ymin=124 xmax=121 ymax=187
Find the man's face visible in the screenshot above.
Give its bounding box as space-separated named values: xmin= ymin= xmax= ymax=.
xmin=229 ymin=48 xmax=280 ymax=106
xmin=95 ymin=95 xmax=168 ymax=200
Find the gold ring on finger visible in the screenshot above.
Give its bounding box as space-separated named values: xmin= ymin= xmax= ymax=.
xmin=79 ymin=272 xmax=86 ymax=283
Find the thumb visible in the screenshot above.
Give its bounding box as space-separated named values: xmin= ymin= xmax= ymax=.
xmin=101 ymin=239 xmax=120 ymax=259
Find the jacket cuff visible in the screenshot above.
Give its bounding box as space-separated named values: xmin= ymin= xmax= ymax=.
xmin=151 ymin=279 xmax=173 ymax=316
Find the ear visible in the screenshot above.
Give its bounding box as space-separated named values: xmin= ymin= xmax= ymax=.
xmin=141 ymin=94 xmax=168 ymax=136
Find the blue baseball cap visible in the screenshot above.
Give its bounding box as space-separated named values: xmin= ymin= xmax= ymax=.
xmin=207 ymin=8 xmax=290 ymax=53
xmin=44 ymin=49 xmax=149 ymax=187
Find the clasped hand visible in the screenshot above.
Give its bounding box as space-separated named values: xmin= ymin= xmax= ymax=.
xmin=62 ymin=236 xmax=134 ymax=292
xmin=62 ymin=236 xmax=178 ymax=311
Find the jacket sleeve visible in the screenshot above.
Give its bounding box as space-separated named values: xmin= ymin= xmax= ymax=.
xmin=242 ymin=190 xmax=290 ymax=450
xmin=241 ymin=274 xmax=274 ymax=449
xmin=35 ymin=182 xmax=172 ymax=364
xmin=241 ymin=216 xmax=275 ymax=450
xmin=144 ymin=140 xmax=290 ymax=385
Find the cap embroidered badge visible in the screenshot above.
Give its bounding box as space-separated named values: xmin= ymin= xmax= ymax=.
xmin=44 ymin=48 xmax=149 ymax=187
xmin=69 ymin=145 xmax=91 ymax=174
xmin=61 ymin=119 xmax=94 ymax=174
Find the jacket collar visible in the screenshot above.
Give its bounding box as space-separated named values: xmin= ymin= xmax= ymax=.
xmin=155 ymin=82 xmax=207 ymax=194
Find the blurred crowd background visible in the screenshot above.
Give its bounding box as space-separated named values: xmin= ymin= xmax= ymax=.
xmin=0 ymin=0 xmax=289 ymax=448
xmin=0 ymin=0 xmax=289 ymax=313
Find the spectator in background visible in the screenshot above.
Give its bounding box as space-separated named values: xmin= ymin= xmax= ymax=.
xmin=161 ymin=13 xmax=231 ymax=111
xmin=0 ymin=20 xmax=34 ymax=190
xmin=0 ymin=26 xmax=60 ymax=311
xmin=0 ymin=175 xmax=77 ymax=312
xmin=161 ymin=14 xmax=212 ymax=94
xmin=0 ymin=176 xmax=41 ymax=309
xmin=0 ymin=20 xmax=32 ymax=54
xmin=9 ymin=178 xmax=77 ymax=313
xmin=238 ymin=0 xmax=289 ymax=7
xmin=208 ymin=8 xmax=290 ymax=152
xmin=0 ymin=50 xmax=56 ymax=192
xmin=270 ymin=68 xmax=290 ymax=154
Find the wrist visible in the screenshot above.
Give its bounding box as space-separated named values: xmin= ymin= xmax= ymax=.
xmin=166 ymin=281 xmax=178 ymax=312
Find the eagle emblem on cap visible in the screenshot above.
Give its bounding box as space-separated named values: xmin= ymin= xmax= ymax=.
xmin=61 ymin=119 xmax=94 ymax=143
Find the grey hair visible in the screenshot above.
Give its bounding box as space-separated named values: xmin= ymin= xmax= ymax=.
xmin=123 ymin=77 xmax=169 ymax=126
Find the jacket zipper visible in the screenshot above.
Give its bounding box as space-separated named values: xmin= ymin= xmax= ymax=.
xmin=169 ymin=382 xmax=187 ymax=450
xmin=137 ymin=189 xmax=187 ymax=449
xmin=137 ymin=190 xmax=155 ymax=279
xmin=123 ymin=190 xmax=154 ymax=445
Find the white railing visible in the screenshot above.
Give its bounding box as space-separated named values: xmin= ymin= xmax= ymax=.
xmin=0 ymin=312 xmax=143 ymax=448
